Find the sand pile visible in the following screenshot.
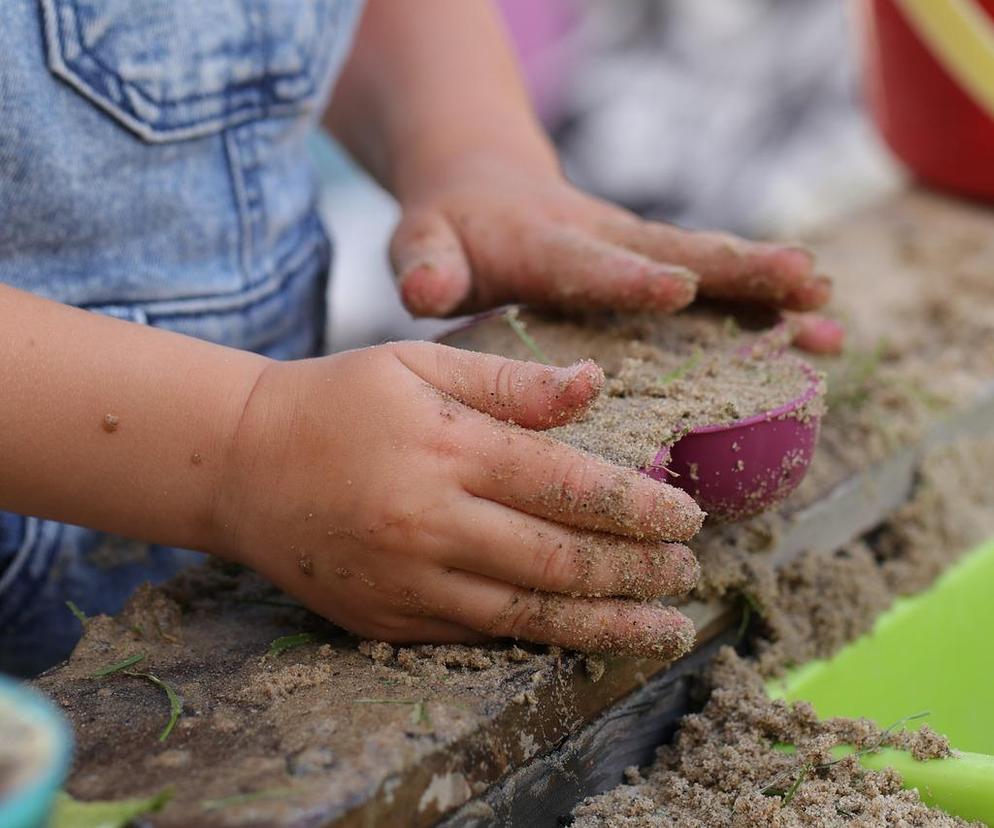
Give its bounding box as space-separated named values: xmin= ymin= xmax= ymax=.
xmin=570 ymin=437 xmax=994 ymax=827
xmin=571 ymin=649 xmax=968 ymax=828
xmin=700 ymin=438 xmax=994 ymax=676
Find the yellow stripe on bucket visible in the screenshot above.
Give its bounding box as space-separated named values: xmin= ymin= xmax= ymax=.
xmin=894 ymin=0 xmax=994 ymax=118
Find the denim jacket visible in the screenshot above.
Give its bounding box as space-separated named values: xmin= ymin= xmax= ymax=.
xmin=0 ymin=0 xmax=365 ymax=675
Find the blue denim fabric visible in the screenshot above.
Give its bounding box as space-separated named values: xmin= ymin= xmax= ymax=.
xmin=0 ymin=0 xmax=365 ymax=676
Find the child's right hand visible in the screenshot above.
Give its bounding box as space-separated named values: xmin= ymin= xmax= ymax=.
xmin=213 ymin=342 xmax=705 ymax=660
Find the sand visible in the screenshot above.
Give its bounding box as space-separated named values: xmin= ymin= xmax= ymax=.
xmin=695 ymin=437 xmax=994 ymax=677
xmin=571 ymin=649 xmax=969 ymax=828
xmin=31 ymin=565 xmax=571 ymax=826
xmin=442 ymin=308 xmax=820 ymax=469
xmin=570 ymin=436 xmax=994 ymax=827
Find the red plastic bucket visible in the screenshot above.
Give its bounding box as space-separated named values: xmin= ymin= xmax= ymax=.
xmin=858 ymin=0 xmax=994 ymax=199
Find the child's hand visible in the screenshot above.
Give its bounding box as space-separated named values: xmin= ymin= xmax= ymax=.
xmin=390 ymin=155 xmax=843 ymax=353
xmin=215 ymin=342 xmax=704 ymax=659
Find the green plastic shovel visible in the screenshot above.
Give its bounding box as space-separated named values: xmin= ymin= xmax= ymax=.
xmin=768 ymin=537 xmax=994 ymax=824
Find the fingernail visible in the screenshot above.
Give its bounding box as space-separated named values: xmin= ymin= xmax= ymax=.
xmin=672 ymin=545 xmax=702 ymax=593
xmin=792 ymin=315 xmax=846 ymax=355
xmin=642 ymin=544 xmax=702 ymax=599
xmin=399 ymin=263 xmax=459 ymax=317
xmin=803 ymin=274 xmax=833 ymax=304
xmin=396 ymin=259 xmax=433 ymax=285
xmin=560 ymin=360 xmax=604 ymax=387
xmin=647 ymin=266 xmax=699 ymax=311
xmin=649 ymin=486 xmax=705 ymax=541
xmin=784 ymin=272 xmax=833 ymax=312
xmin=555 ymin=361 xmax=604 ymax=414
xmin=780 ymin=244 xmax=816 ymax=270
xmin=815 ymin=274 xmax=833 ymax=299
xmin=665 ymin=265 xmax=701 ymax=285
xmin=630 ymin=606 xmax=697 ymax=661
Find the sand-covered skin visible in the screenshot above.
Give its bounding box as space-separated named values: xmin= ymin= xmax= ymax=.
xmin=571 ymin=649 xmax=969 ymax=828
xmin=443 ymin=309 xmax=818 ymax=469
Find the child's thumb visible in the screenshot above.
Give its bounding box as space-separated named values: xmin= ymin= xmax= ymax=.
xmin=390 ymin=209 xmax=472 ymax=318
xmin=394 ymin=343 xmax=604 ymax=430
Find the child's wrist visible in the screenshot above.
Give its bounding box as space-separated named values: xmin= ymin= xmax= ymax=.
xmin=199 ymin=354 xmax=277 ymax=562
xmin=391 ymin=127 xmax=560 ymax=202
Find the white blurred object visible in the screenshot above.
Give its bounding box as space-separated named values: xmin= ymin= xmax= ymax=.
xmin=560 ymin=0 xmax=904 ymax=236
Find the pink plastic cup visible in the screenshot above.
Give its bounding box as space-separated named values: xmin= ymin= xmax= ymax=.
xmin=643 ymin=357 xmax=823 ymax=522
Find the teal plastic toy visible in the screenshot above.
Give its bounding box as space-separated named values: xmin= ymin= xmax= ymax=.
xmin=0 ymin=676 xmax=73 ymax=828
xmin=769 ymin=538 xmax=994 ymax=824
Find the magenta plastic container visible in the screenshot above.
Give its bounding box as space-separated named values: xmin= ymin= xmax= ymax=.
xmin=643 ymin=358 xmax=823 ymax=522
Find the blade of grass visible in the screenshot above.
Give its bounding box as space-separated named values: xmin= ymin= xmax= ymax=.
xmin=816 ymin=710 xmax=932 ymax=771
xmin=66 ymin=600 xmax=87 ymax=625
xmin=267 ymin=632 xmax=321 ymax=657
xmin=504 ymin=307 xmax=550 ymax=364
xmin=201 ymin=787 xmax=297 ymax=812
xmin=125 ymin=671 xmax=182 ymax=742
xmin=761 ymin=710 xmax=933 ymax=801
xmin=92 ymin=653 xmax=145 ymax=678
xmin=736 ymin=602 xmax=752 ymax=644
xmin=659 ymin=349 xmax=702 ymax=385
xmin=780 ymin=765 xmax=810 ymax=807
xmin=153 ymin=617 xmax=179 ymax=644
xmin=410 ymin=700 xmax=430 ymax=726
xmin=50 ymin=788 xmax=172 ymax=828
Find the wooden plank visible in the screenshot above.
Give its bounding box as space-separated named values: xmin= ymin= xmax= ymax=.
xmin=440 ymin=629 xmax=740 ymax=828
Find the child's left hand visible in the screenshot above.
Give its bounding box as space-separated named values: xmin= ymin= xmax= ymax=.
xmin=389 ymin=153 xmax=842 ymax=354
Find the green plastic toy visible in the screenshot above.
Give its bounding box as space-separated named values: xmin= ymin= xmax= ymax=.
xmin=768 ymin=538 xmax=994 ymax=824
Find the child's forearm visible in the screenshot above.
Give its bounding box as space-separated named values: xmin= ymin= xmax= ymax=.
xmin=0 ymin=285 xmax=266 ymax=554
xmin=0 ymin=287 xmax=706 ymax=656
xmin=324 ymin=0 xmax=559 ymax=198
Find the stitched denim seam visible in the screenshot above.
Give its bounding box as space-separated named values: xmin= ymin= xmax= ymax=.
xmin=76 ymin=218 xmax=327 ymax=319
xmin=223 ymin=130 xmax=254 ymax=284
xmin=147 ymin=238 xmax=326 ymax=326
xmin=0 ymin=519 xmax=43 ymax=627
xmin=40 ymin=0 xmax=328 ymax=141
xmin=0 ymin=518 xmax=36 ymax=599
xmin=53 ymin=0 xmax=324 ymax=107
xmin=233 ymin=124 xmax=267 ymax=282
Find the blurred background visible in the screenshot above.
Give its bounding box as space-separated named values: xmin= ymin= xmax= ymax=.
xmin=316 ymin=0 xmax=906 ymax=352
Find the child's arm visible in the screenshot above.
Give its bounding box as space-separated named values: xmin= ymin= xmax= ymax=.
xmin=325 ymin=0 xmax=842 ymax=354
xmin=0 ymin=284 xmax=263 ymax=551
xmin=0 ymin=285 xmax=703 ymax=658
